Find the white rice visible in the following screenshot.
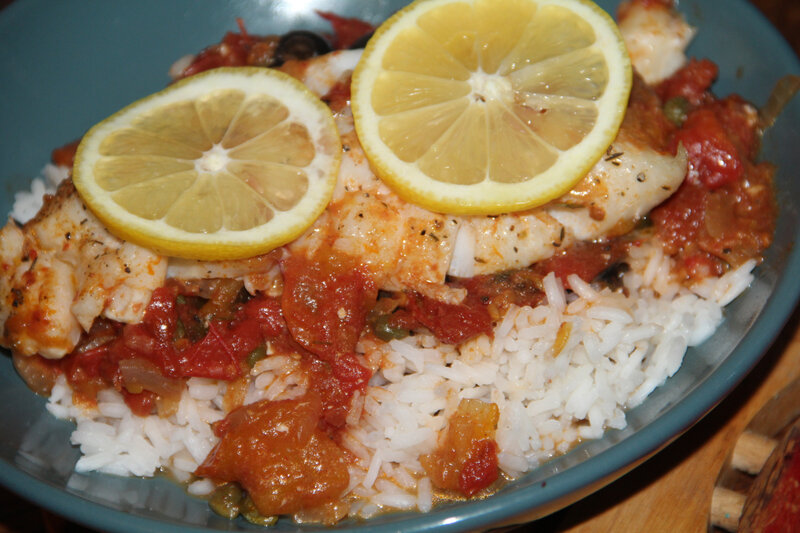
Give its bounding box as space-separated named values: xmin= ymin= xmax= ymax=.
xmin=41 ymin=232 xmax=755 ymax=516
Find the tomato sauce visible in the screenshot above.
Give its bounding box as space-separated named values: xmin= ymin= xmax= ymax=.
xmin=534 ymin=240 xmax=631 ymax=288
xmin=51 ymin=139 xmax=80 ymax=169
xmin=31 ymin=249 xmax=375 ymax=513
xmin=179 ymin=20 xmax=278 ymax=79
xmin=657 ymin=58 xmax=718 ymax=106
xmin=42 ymin=285 xmax=263 ymax=413
xmin=179 ymin=13 xmax=373 ymax=80
xmin=386 ymin=291 xmax=494 ymax=345
xmin=652 ymin=60 xmax=776 ymax=279
xmin=315 ymin=11 xmax=374 ymax=49
xmin=378 ymin=239 xmax=629 ymax=345
xmin=42 ymin=267 xmax=372 ymax=421
xmin=112 ymin=286 xmax=271 ymax=381
xmin=281 ymin=249 xmax=377 ymax=362
xmin=456 ymin=269 xmax=545 ymax=321
xmin=196 ymin=395 xmax=350 ymax=518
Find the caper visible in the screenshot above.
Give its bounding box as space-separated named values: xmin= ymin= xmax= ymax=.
xmin=246 ymin=345 xmax=268 ymax=368
xmin=174 ymin=318 xmax=186 ymax=341
xmin=663 ymin=96 xmax=689 ymax=126
xmin=373 ymin=314 xmax=409 ymax=341
xmin=208 ymin=483 xmax=243 ymax=520
xmin=240 ymin=494 xmax=278 ymax=526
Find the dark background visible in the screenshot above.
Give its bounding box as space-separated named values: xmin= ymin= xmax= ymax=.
xmin=0 ymin=1 xmax=797 ymax=532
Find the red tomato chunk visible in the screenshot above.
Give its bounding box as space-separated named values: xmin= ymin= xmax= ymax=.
xmin=281 ymin=249 xmax=377 ymax=362
xmin=196 ymin=395 xmax=350 ymax=517
xmin=653 ymin=87 xmax=775 ymax=279
xmin=387 ymin=292 xmax=493 ymax=346
xmin=657 ymin=58 xmax=718 ymax=106
xmin=47 ymin=269 xmax=373 ymax=422
xmin=315 ymin=11 xmax=374 ymax=49
xmin=421 ymin=399 xmax=500 ymax=497
xmin=671 ymin=107 xmax=743 ymax=190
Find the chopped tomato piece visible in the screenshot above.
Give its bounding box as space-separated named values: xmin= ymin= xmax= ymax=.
xmin=316 ymin=11 xmax=374 ymax=49
xmin=657 ymin=58 xmax=718 ymax=106
xmin=421 ymin=399 xmax=500 ymax=496
xmin=388 ymin=292 xmax=493 ymax=345
xmin=308 ymin=355 xmax=370 ymax=429
xmin=51 ymin=139 xmax=80 ymax=168
xmin=672 ymin=107 xmax=743 ymax=189
xmin=122 ymin=389 xmax=156 ymax=417
xmin=281 ymin=250 xmax=377 ymax=361
xmin=460 ymin=439 xmax=500 ymax=497
xmin=197 ymin=395 xmax=350 ymax=517
xmin=173 ymin=318 xmax=260 ymax=380
xmin=535 ymin=240 xmax=630 ymax=288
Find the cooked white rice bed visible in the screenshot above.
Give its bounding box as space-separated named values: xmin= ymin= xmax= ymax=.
xmin=46 ymin=241 xmax=756 ymax=517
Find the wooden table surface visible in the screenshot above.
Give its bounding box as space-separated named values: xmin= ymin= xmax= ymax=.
xmin=0 ymin=1 xmax=798 ymax=532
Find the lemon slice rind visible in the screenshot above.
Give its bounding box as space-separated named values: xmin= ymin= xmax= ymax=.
xmin=73 ymin=67 xmax=341 ymax=260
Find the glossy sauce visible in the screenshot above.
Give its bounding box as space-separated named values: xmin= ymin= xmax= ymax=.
xmin=652 ymin=60 xmax=776 ymax=278
xmin=196 ymin=395 xmax=350 ymax=519
xmin=282 ymin=249 xmax=377 ymax=362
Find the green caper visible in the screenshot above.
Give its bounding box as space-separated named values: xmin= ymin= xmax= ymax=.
xmin=240 ymin=494 xmax=278 ymax=526
xmin=176 ymin=294 xmax=187 ymax=305
xmin=663 ymin=96 xmax=690 ymax=126
xmin=208 ymin=483 xmax=243 ymax=520
xmin=173 ymin=318 xmax=186 ymax=341
xmin=373 ymin=314 xmax=409 ymax=341
xmin=246 ymin=345 xmax=268 ymax=368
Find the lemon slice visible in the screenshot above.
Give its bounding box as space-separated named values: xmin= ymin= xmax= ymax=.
xmin=73 ymin=67 xmax=341 ymax=260
xmin=351 ymin=0 xmax=632 ymax=215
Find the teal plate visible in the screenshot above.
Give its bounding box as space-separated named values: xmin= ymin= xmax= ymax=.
xmin=1 ymin=1 xmax=799 ymax=531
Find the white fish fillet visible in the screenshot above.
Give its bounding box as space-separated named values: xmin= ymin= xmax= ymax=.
xmin=0 ymin=24 xmax=691 ymax=358
xmin=0 ymin=183 xmax=167 ymax=358
xmin=618 ymin=0 xmax=695 ymax=84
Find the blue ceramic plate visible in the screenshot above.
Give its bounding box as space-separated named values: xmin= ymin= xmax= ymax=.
xmin=1 ymin=1 xmax=798 ymax=531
